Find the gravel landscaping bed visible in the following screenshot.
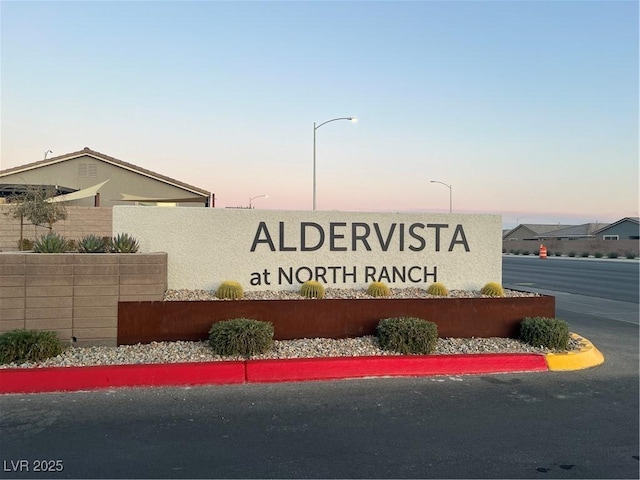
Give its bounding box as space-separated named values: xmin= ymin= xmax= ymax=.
xmin=3 ymin=288 xmax=572 ymax=370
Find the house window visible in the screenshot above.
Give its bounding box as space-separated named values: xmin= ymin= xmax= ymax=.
xmin=79 ymin=163 xmax=97 ymax=178
xmin=603 ymin=235 xmax=619 ymax=240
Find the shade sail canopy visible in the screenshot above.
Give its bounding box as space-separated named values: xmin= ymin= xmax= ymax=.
xmin=47 ymin=180 xmax=110 ymax=203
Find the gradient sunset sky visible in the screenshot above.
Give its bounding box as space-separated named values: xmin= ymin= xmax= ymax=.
xmin=1 ymin=1 xmax=637 ymax=227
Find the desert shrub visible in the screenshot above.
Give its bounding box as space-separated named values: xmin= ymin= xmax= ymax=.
xmin=568 ymin=251 xmax=576 ymax=257
xmin=554 ymin=252 xmax=562 ymax=256
xmin=377 ymin=317 xmax=438 ymax=355
xmin=522 ymin=251 xmax=530 ymax=256
xmin=625 ymin=252 xmax=637 ymax=259
xmin=33 ymin=232 xmax=72 ymax=253
xmin=581 ymin=252 xmax=590 ymax=258
xmin=594 ymin=251 xmax=603 ymax=258
xmin=426 ymin=282 xmax=449 ymax=296
xmin=77 ymin=234 xmax=108 ymax=253
xmin=109 ymin=233 xmax=139 ymax=253
xmin=0 ymin=329 xmax=63 ymax=364
xmin=514 ymin=249 xmax=521 ymax=255
xmin=480 ymin=282 xmax=504 ymax=297
xmin=367 ymin=282 xmax=390 ymax=297
xmin=519 ymin=317 xmax=570 ymax=350
xmin=216 ymin=281 xmax=244 ymax=300
xmin=208 ymin=318 xmax=273 ymax=357
xmin=300 ymin=280 xmax=325 ymax=299
xmin=607 ymin=252 xmax=619 ymax=259
xmin=17 ymin=238 xmax=34 ymax=251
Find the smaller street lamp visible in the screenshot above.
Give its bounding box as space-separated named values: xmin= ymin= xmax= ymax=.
xmin=249 ymin=194 xmax=268 ymax=209
xmin=430 ymin=180 xmax=452 ymax=213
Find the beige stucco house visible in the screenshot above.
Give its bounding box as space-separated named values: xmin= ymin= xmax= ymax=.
xmin=0 ymin=147 xmax=212 ymax=207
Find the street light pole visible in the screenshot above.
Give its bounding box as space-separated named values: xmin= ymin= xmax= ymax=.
xmin=313 ymin=116 xmax=357 ymax=211
xmin=249 ymin=194 xmax=268 ymax=209
xmin=430 ymin=180 xmax=452 ymax=213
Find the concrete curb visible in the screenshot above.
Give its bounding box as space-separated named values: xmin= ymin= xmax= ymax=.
xmin=0 ymin=333 xmax=603 ymax=394
xmin=544 ymin=332 xmax=605 ymax=371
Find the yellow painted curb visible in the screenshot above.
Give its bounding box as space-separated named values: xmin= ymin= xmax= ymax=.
xmin=544 ymin=332 xmax=605 ymax=371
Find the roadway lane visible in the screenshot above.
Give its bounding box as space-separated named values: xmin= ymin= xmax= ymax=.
xmin=502 ymin=256 xmax=639 ymax=303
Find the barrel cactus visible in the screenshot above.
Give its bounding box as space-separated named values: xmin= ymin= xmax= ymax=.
xmin=480 ymin=282 xmax=504 ymax=297
xmin=367 ymin=282 xmax=390 ymax=297
xmin=426 ymin=282 xmax=449 ymax=297
xmin=300 ymin=280 xmax=325 ymax=299
xmin=216 ymin=281 xmax=244 ymax=300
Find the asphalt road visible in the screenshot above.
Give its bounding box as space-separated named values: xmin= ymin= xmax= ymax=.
xmin=1 ymin=257 xmax=638 ymax=479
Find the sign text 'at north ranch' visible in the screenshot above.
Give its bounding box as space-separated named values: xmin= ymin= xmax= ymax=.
xmin=247 ymin=221 xmax=471 ymax=287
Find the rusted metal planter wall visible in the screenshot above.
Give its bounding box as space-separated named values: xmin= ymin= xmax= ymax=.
xmin=118 ymin=296 xmax=555 ymax=345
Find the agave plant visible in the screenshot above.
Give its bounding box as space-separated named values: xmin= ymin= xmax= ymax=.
xmin=77 ymin=234 xmax=108 ymax=253
xmin=33 ymin=232 xmax=72 ymax=253
xmin=109 ymin=233 xmax=140 ymax=253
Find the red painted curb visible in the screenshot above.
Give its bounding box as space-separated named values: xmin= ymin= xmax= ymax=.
xmin=0 ymin=354 xmax=549 ymax=394
xmin=246 ymin=354 xmax=549 ymax=383
xmin=0 ymin=361 xmax=245 ymax=394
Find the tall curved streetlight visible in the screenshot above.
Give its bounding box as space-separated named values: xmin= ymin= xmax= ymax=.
xmin=249 ymin=194 xmax=268 ymax=209
xmin=313 ymin=116 xmax=357 ymax=210
xmin=430 ymin=180 xmax=452 ymax=213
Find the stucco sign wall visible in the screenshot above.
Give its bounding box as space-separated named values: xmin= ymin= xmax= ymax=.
xmin=113 ymin=207 xmax=502 ymax=292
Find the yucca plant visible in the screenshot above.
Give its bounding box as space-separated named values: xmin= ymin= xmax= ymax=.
xmin=300 ymin=280 xmax=325 ymax=299
xmin=480 ymin=282 xmax=504 ymax=297
xmin=32 ymin=232 xmax=72 ymax=253
xmin=77 ymin=234 xmax=108 ymax=253
xmin=367 ymin=282 xmax=390 ymax=297
xmin=216 ymin=281 xmax=244 ymax=300
xmin=426 ymin=282 xmax=449 ymax=296
xmin=109 ymin=233 xmax=139 ymax=253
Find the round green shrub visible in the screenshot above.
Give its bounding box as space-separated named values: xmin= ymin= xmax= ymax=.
xmin=426 ymin=282 xmax=449 ymax=296
xmin=0 ymin=329 xmax=63 ymax=364
xmin=376 ymin=317 xmax=438 ymax=355
xmin=208 ymin=318 xmax=273 ymax=357
xmin=581 ymin=252 xmax=590 ymax=257
xmin=519 ymin=317 xmax=570 ymax=350
xmin=367 ymin=282 xmax=390 ymax=297
xmin=594 ymin=252 xmax=603 ymax=258
xmin=607 ymin=252 xmax=619 ymax=259
xmin=216 ymin=281 xmax=244 ymax=300
xmin=626 ymin=252 xmax=637 ymax=259
xmin=300 ymin=280 xmax=325 ymax=299
xmin=568 ymin=251 xmax=576 ymax=257
xmin=480 ymin=282 xmax=504 ymax=297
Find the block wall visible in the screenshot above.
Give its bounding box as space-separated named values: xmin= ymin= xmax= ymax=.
xmin=0 ymin=205 xmax=112 ymax=252
xmin=0 ymin=253 xmax=167 ymax=347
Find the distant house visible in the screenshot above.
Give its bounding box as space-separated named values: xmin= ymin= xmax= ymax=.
xmin=592 ymin=217 xmax=640 ymax=241
xmin=0 ymin=147 xmax=213 ymax=207
xmin=534 ymin=223 xmax=610 ymax=240
xmin=502 ymin=224 xmax=573 ymax=241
